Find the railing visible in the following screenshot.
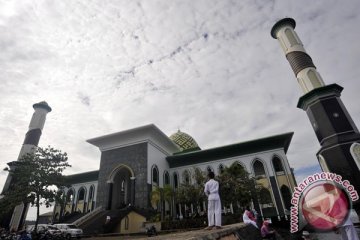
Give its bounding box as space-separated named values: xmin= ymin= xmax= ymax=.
xmin=72 ymin=206 xmax=104 ymax=226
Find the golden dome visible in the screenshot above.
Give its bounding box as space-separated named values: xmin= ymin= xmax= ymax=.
xmin=169 ymin=130 xmax=200 ymax=152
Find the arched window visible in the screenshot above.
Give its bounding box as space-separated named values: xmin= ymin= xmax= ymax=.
xmin=152 ymin=165 xmax=159 ymax=186
xmin=58 ymin=190 xmax=65 ymax=201
xmin=272 ymin=156 xmax=284 ymax=173
xmin=87 ymin=185 xmax=95 ymax=212
xmin=280 ymin=185 xmax=292 ymax=210
xmin=207 ymin=166 xmax=214 ymax=174
xmin=233 ymin=161 xmax=245 ymax=171
xmin=124 ymin=216 xmax=129 ymax=230
xmin=88 ymin=185 xmax=94 ymax=201
xmin=77 ymin=188 xmax=85 ymax=201
xmin=164 ymin=171 xmax=170 ymax=185
xmin=121 ymin=180 xmax=125 ymax=192
xmin=66 ymin=189 xmax=75 ymax=203
xmin=253 ymin=160 xmax=266 ymax=177
xmin=350 ymin=143 xmax=360 ymax=170
xmin=183 ymin=170 xmax=191 ymax=184
xmin=194 ymin=168 xmax=203 ymax=185
xmin=218 ymin=164 xmax=224 ymax=174
xmin=173 ymin=172 xmax=179 ymax=189
xmin=285 ymin=28 xmax=298 ymax=47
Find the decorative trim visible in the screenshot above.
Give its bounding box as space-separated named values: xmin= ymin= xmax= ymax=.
xmin=33 ymin=101 xmax=52 ymax=112
xmin=271 ymin=18 xmax=296 ymax=39
xmin=108 ymin=164 xmax=135 ymax=183
xmin=297 ymin=84 xmax=343 ymax=109
xmin=286 ymin=51 xmax=315 ymax=75
xmin=23 ymin=128 xmax=42 ymax=146
xmin=167 ymin=132 xmax=294 ymax=168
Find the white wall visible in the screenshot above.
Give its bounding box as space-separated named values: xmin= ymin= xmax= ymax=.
xmin=168 ymin=148 xmax=290 ymax=183
xmin=147 ymin=142 xmax=170 ymax=186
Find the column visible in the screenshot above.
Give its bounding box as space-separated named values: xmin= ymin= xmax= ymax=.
xmin=106 ymin=182 xmax=113 ymax=210
xmin=129 ymin=177 xmax=136 ymax=206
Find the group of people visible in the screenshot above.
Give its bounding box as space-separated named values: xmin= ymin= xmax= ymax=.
xmin=203 ymin=171 xmax=360 ymax=240
xmin=243 ymin=206 xmax=277 ymax=239
xmin=204 ymin=171 xmax=277 ymax=238
xmin=204 ymin=172 xmax=280 ymax=239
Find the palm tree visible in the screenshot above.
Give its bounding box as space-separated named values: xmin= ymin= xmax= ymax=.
xmin=151 ymin=185 xmax=175 ymax=221
xmin=150 ymin=186 xmax=161 ymax=210
xmin=162 ymin=184 xmax=173 ymax=219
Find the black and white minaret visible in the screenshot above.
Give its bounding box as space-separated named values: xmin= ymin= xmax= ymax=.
xmin=271 ymin=18 xmax=360 ymax=211
xmin=1 ymin=101 xmax=51 ymax=230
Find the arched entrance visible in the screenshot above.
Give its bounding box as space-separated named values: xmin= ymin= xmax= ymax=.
xmin=107 ymin=164 xmax=135 ymax=210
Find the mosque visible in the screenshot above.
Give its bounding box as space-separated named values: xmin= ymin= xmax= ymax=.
xmin=52 ymin=123 xmax=296 ymax=233
xmin=3 ymin=16 xmax=360 ymax=235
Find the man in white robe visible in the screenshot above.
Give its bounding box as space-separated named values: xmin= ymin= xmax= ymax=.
xmin=338 ymin=216 xmax=359 ymax=240
xmin=204 ymin=171 xmax=222 ymax=230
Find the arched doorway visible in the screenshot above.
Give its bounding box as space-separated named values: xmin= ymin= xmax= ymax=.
xmin=107 ymin=165 xmax=135 ymax=210
xmin=66 ymin=188 xmax=75 ymax=213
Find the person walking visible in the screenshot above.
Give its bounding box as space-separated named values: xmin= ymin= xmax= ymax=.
xmin=204 ymin=171 xmax=222 ymax=230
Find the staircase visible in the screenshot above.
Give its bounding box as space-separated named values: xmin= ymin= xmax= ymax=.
xmin=56 ymin=212 xmax=85 ymax=224
xmin=79 ymin=208 xmax=132 ymax=235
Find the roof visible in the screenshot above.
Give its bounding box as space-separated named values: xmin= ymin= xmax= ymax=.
xmin=166 ymin=132 xmax=294 ymax=168
xmin=87 ymin=124 xmax=180 ymax=154
xmin=65 ymin=170 xmax=99 ymax=184
xmin=270 ymin=17 xmax=296 ymax=39
xmin=33 ymin=101 xmax=52 ymax=112
xmin=297 ymin=84 xmax=343 ymax=110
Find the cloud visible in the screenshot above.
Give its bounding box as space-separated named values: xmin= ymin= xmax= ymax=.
xmin=77 ymin=92 xmax=90 ymax=106
xmin=0 ymin=0 xmax=359 ymax=220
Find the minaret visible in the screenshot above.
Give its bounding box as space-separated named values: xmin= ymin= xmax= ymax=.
xmin=271 ymin=18 xmax=360 ymax=210
xmin=1 ymin=101 xmax=51 ymax=230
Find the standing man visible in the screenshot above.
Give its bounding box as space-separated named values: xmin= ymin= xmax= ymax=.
xmin=337 ymin=217 xmax=359 ymax=240
xmin=204 ymin=171 xmax=222 ymax=230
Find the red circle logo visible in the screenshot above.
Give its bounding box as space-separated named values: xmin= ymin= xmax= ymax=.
xmin=301 ymin=182 xmax=350 ymax=230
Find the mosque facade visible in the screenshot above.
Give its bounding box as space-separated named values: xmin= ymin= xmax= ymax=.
xmin=53 ymin=124 xmax=296 ymax=232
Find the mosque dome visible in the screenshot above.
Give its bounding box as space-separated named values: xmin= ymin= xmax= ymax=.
xmin=169 ymin=130 xmax=200 ymax=152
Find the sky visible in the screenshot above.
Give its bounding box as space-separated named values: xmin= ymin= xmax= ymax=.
xmin=0 ymin=0 xmax=359 ymax=220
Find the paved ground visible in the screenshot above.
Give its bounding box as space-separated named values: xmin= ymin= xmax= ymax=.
xmin=88 ymin=223 xmax=246 ymax=240
xmin=313 ymin=227 xmax=360 ymax=240
xmin=86 ymin=224 xmax=360 ymax=240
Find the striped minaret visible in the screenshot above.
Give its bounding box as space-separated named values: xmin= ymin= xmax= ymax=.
xmin=271 ymin=18 xmax=360 ymax=213
xmin=1 ymin=101 xmax=51 ymax=230
xmin=270 ymin=18 xmax=325 ymax=93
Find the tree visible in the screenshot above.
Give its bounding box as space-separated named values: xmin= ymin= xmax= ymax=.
xmin=1 ymin=146 xmax=70 ymax=232
xmin=150 ymin=186 xmax=161 ymax=210
xmin=217 ymin=162 xmax=265 ymax=212
xmin=162 ymin=184 xmax=173 ymax=219
xmin=175 ymin=168 xmax=207 ymax=217
xmin=190 ymin=168 xmax=207 ymax=213
xmin=150 ymin=184 xmax=174 ymax=221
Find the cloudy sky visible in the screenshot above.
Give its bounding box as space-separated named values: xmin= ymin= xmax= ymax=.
xmin=1 ymin=0 xmax=359 ymax=219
